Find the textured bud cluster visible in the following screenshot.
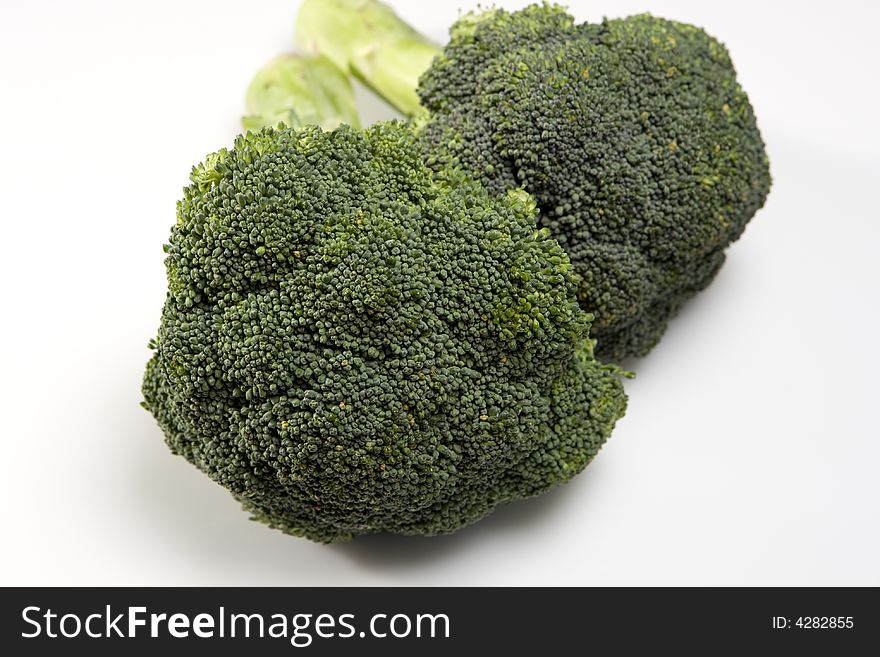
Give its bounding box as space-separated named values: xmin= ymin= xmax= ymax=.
xmin=143 ymin=123 xmax=626 ymax=542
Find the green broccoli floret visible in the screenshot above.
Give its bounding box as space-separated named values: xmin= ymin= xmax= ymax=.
xmin=294 ymin=2 xmax=772 ymax=361
xmin=418 ymin=6 xmax=772 ymax=360
xmin=142 ymin=122 xmax=627 ymax=542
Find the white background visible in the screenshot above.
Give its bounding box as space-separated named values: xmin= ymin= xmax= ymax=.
xmin=1 ymin=0 xmax=878 ymax=586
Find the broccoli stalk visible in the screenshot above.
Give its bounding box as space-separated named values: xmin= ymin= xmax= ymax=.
xmin=242 ymin=53 xmax=360 ymax=131
xmin=295 ymin=0 xmax=438 ymax=117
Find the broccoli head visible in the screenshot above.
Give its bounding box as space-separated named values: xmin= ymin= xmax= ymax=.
xmin=142 ymin=122 xmax=627 ymax=542
xmin=418 ymin=5 xmax=772 ymax=360
xmin=242 ymin=53 xmax=360 ymax=132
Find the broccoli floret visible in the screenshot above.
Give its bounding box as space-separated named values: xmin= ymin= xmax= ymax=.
xmin=142 ymin=122 xmax=627 ymax=542
xmin=296 ymin=0 xmax=438 ymax=117
xmin=418 ymin=6 xmax=772 ymax=359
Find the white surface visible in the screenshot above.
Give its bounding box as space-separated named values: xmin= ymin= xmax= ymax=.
xmin=1 ymin=0 xmax=878 ymax=586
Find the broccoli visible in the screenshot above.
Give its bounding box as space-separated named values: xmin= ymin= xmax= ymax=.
xmin=142 ymin=122 xmax=627 ymax=542
xmin=296 ymin=2 xmax=772 ymax=360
